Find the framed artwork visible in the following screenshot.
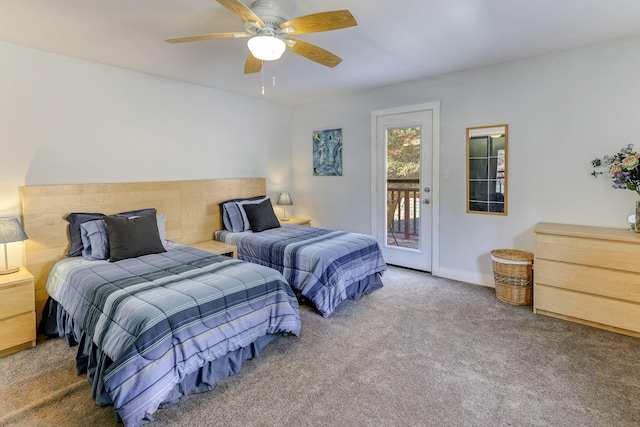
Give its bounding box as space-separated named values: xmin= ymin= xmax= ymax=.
xmin=313 ymin=128 xmax=343 ymax=176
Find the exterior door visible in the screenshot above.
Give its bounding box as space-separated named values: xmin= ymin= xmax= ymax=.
xmin=371 ymin=103 xmax=439 ymax=272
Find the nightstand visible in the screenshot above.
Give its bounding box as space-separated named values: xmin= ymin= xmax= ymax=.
xmin=190 ymin=240 xmax=238 ymax=258
xmin=0 ymin=267 xmax=36 ymax=357
xmin=281 ymin=217 xmax=311 ymax=226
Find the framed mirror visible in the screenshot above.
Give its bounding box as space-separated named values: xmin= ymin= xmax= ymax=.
xmin=466 ymin=124 xmax=508 ymax=215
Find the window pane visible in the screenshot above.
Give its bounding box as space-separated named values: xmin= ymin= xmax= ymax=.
xmin=469 ymin=159 xmax=488 ymax=180
xmin=469 ymin=137 xmax=488 ymax=157
xmin=490 ymin=137 xmax=505 ymax=156
xmin=469 ymin=181 xmax=488 ymax=201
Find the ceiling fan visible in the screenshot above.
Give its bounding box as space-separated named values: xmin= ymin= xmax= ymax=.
xmin=166 ymin=0 xmax=357 ymax=74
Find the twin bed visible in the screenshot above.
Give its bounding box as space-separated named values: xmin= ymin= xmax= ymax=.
xmin=21 ymin=178 xmax=385 ymax=426
xmin=216 ymin=193 xmax=386 ymax=317
xmin=216 ymin=225 xmax=385 ymax=317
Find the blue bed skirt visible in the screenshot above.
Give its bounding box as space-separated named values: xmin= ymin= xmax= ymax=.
xmin=43 ymin=298 xmax=284 ymax=424
xmin=346 ymin=271 xmax=384 ymax=300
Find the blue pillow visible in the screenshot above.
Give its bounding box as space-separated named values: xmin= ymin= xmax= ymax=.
xmin=65 ymin=212 xmax=104 ymax=257
xmin=156 ymin=213 xmax=167 ymax=243
xmin=220 ymin=195 xmax=266 ymax=232
xmin=80 ymin=219 xmax=109 ymax=261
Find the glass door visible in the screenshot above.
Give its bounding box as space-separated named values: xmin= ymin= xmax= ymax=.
xmin=374 ymin=109 xmax=433 ymax=271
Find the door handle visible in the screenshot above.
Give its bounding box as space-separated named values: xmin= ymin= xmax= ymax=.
xmin=424 ymin=198 xmax=431 ymax=204
xmin=424 ymin=187 xmax=431 ymax=193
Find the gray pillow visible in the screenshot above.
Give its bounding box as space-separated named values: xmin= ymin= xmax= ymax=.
xmin=113 ymin=208 xmax=157 ymax=219
xmin=104 ymin=213 xmax=166 ymax=262
xmin=220 ymin=195 xmax=266 ymax=232
xmin=236 ymin=197 xmax=267 ymax=231
xmin=80 ymin=214 xmax=168 ymax=261
xmin=243 ymin=199 xmax=281 ymax=232
xmin=65 ymin=208 xmax=156 ymax=257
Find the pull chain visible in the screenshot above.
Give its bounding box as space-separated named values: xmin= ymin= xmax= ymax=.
xmin=259 ymin=62 xmax=276 ymax=95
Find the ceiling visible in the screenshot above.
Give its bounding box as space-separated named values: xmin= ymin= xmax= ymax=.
xmin=2 ymin=0 xmax=640 ymax=105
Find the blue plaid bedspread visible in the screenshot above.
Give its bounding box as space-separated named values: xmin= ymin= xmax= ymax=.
xmin=215 ymin=225 xmax=386 ymax=316
xmin=46 ymin=243 xmax=300 ymax=427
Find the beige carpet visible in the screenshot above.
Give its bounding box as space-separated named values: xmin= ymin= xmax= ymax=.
xmin=1 ymin=266 xmax=639 ymax=427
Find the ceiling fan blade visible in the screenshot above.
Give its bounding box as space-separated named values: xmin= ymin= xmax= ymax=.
xmin=166 ymin=32 xmax=250 ymax=44
xmin=217 ymin=0 xmax=265 ymax=27
xmin=244 ymin=53 xmax=263 ymax=74
xmin=286 ymin=37 xmax=342 ymax=68
xmin=281 ymin=10 xmax=357 ymax=35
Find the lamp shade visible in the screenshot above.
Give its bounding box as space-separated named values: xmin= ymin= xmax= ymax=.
xmin=276 ymin=192 xmax=294 ymax=206
xmin=247 ymin=35 xmax=286 ymax=61
xmin=0 ymin=218 xmax=28 ymax=275
xmin=0 ymin=218 xmax=28 ymax=244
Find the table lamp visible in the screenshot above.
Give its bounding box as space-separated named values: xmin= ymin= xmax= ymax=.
xmin=0 ymin=217 xmax=28 ymax=275
xmin=276 ymin=192 xmax=293 ymax=221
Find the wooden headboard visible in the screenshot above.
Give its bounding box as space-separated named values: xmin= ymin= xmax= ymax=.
xmin=21 ymin=178 xmax=266 ymax=322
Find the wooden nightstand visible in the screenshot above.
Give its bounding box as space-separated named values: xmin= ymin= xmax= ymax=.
xmin=0 ymin=267 xmax=36 ymax=357
xmin=281 ymin=217 xmax=311 ymax=226
xmin=190 ymin=240 xmax=238 ymax=258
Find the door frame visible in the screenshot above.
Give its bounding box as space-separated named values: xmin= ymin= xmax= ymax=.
xmin=370 ymin=102 xmax=440 ymax=275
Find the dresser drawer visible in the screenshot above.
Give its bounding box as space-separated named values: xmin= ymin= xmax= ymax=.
xmin=534 ymin=233 xmax=640 ymax=273
xmin=534 ymin=258 xmax=640 ymax=303
xmin=0 ymin=312 xmax=36 ymax=350
xmin=535 ymin=284 xmax=640 ymax=334
xmin=0 ymin=280 xmax=34 ymax=318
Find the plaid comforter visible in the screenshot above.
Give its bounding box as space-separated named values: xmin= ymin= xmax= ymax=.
xmin=46 ymin=243 xmax=300 ymax=427
xmin=215 ymin=225 xmax=386 ymax=316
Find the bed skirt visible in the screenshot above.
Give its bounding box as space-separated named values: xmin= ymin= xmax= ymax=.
xmin=346 ymin=271 xmax=384 ymax=300
xmin=296 ymin=271 xmax=384 ymax=314
xmin=43 ymin=298 xmax=283 ymax=425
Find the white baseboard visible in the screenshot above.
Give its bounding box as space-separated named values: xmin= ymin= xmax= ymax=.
xmin=435 ymin=267 xmax=495 ymax=288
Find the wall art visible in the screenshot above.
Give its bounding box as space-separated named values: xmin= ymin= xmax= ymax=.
xmin=313 ymin=128 xmax=343 ymax=176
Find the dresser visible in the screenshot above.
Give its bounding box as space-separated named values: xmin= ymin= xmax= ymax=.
xmin=533 ymin=222 xmax=640 ymax=337
xmin=0 ymin=267 xmax=36 ymax=356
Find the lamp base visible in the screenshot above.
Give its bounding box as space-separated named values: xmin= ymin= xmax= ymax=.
xmin=0 ymin=266 xmax=20 ymax=275
xmin=280 ymin=218 xmax=290 ymax=222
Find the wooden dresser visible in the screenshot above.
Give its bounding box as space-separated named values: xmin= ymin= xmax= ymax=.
xmin=0 ymin=267 xmax=36 ymax=356
xmin=533 ymin=222 xmax=640 ymax=337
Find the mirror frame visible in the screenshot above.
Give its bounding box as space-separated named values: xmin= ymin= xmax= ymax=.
xmin=466 ymin=124 xmax=508 ymax=215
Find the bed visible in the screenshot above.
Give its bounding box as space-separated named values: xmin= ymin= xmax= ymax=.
xmin=21 ymin=179 xmax=301 ymax=427
xmin=215 ymin=196 xmax=387 ymax=317
xmin=46 ymin=243 xmax=300 ymax=426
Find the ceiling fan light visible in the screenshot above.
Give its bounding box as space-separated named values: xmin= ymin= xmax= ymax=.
xmin=247 ymin=35 xmax=286 ymax=61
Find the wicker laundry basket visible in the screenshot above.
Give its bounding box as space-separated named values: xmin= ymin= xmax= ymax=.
xmin=491 ymin=249 xmax=534 ymax=306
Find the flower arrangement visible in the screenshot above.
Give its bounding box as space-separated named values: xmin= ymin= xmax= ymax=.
xmin=591 ymin=144 xmax=640 ymax=196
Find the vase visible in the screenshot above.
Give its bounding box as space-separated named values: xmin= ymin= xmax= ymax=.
xmin=635 ymin=201 xmax=640 ymax=233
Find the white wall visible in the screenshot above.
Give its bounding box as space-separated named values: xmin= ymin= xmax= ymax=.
xmin=3 ymin=35 xmax=640 ymax=286
xmin=291 ymin=35 xmax=640 ymax=285
xmin=0 ymin=41 xmax=293 ymax=265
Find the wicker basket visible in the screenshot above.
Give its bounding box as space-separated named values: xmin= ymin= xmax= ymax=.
xmin=491 ymin=249 xmax=534 ymax=306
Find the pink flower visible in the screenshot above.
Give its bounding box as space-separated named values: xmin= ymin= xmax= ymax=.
xmin=610 ymin=164 xmax=622 ymax=176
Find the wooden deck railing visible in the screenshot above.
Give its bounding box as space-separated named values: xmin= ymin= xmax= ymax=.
xmin=387 ymin=178 xmax=419 ymax=239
